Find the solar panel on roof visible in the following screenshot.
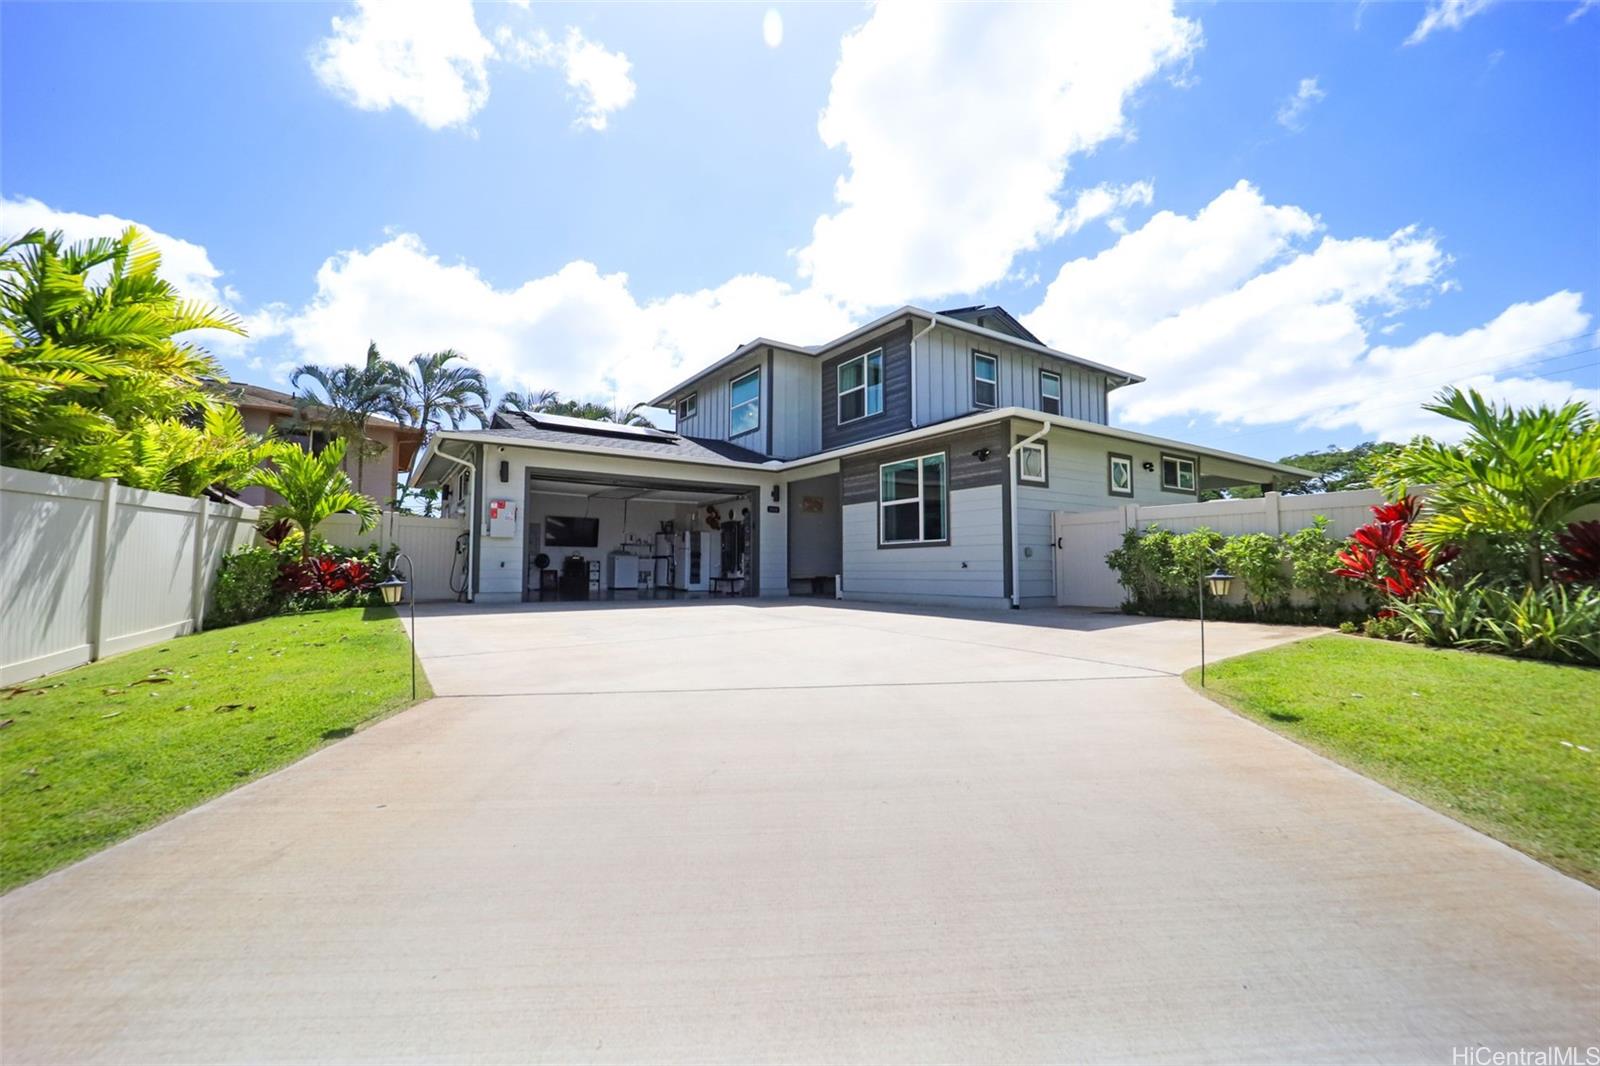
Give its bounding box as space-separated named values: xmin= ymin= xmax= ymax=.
xmin=523 ymin=411 xmax=679 ymax=441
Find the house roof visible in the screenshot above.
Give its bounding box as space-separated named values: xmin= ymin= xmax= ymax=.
xmin=480 ymin=409 xmax=772 ymax=464
xmin=211 ymin=380 xmax=414 ymax=432
xmin=646 ymin=305 xmax=1144 ymax=409
xmin=936 ymin=305 xmax=1042 ymax=345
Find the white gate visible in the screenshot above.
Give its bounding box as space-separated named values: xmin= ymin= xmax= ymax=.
xmin=1052 ymin=507 xmax=1135 ymax=608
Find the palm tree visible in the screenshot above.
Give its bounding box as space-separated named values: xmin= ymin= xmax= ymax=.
xmin=0 ymin=226 xmax=244 ymax=481
xmin=479 ymin=388 xmax=559 ymax=427
xmin=399 ymin=349 xmax=489 ymax=434
xmin=289 ymin=341 xmax=406 ymax=495
xmin=1372 ymin=387 xmax=1600 ymax=587
xmin=539 ymin=397 xmax=657 ymax=427
xmin=246 ymin=437 xmax=379 ymax=563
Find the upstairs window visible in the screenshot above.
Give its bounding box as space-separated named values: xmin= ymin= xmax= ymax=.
xmin=972 ymin=352 xmax=998 ymax=408
xmin=676 ymin=393 xmax=697 ymax=421
xmin=1161 ymin=453 xmax=1197 ymax=493
xmin=879 ymin=453 xmax=947 ymax=545
xmin=1040 ymin=370 xmax=1062 ymax=416
xmin=837 ymin=348 xmax=884 ymax=424
xmin=729 ymin=368 xmax=761 ymax=437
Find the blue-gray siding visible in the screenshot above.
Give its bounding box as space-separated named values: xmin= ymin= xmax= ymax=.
xmin=820 ymin=326 xmax=913 ymax=452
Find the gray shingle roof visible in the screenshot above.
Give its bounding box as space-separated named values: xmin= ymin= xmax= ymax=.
xmin=484 ymin=411 xmax=771 ymax=465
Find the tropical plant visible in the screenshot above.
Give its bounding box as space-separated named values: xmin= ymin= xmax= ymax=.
xmin=1333 ymin=496 xmax=1454 ymax=606
xmin=120 ymin=405 xmax=275 ymax=495
xmin=289 ymin=341 xmax=406 ymax=492
xmin=246 ymin=437 xmax=379 ymax=563
xmin=0 ymin=226 xmax=245 ymax=482
xmin=1387 ymin=579 xmax=1489 ymax=649
xmin=1549 ymin=520 xmax=1600 ymax=585
xmin=1282 ymin=516 xmax=1345 ymax=613
xmin=1218 ymin=532 xmax=1289 ymax=613
xmin=1461 ymin=583 xmax=1600 ymax=665
xmin=1370 ymin=387 xmax=1600 ymax=587
xmin=398 ymin=349 xmax=489 ymax=433
xmin=210 ymin=546 xmax=280 ymax=627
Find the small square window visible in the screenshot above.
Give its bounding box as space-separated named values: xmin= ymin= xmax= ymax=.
xmin=1017 ymin=440 xmax=1047 ymax=484
xmin=973 ymin=352 xmax=998 ymax=408
xmin=1108 ymin=453 xmax=1134 ymax=497
xmin=1040 ymin=370 xmax=1062 ymax=416
xmin=676 ymin=393 xmax=697 ymax=421
xmin=1161 ymin=454 xmax=1196 ymax=493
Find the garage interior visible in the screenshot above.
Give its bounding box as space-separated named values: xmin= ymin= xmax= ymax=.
xmin=522 ymin=472 xmax=760 ymax=603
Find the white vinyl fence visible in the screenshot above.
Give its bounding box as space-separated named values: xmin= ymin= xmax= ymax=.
xmin=2 ymin=466 xmax=468 ymax=685
xmin=1052 ymin=488 xmax=1393 ymax=608
xmin=2 ymin=467 xmax=261 ymax=684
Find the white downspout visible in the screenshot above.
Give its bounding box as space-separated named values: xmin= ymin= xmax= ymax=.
xmin=909 ymin=314 xmax=937 ymax=429
xmin=430 ymin=444 xmax=477 ymax=602
xmin=1007 ymin=420 xmax=1051 ymax=609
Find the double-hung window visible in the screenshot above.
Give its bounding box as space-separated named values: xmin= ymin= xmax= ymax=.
xmin=972 ymin=352 xmax=998 ymax=408
xmin=879 ymin=453 xmax=947 ymax=545
xmin=1161 ymin=453 xmax=1197 ymax=493
xmin=837 ymin=348 xmax=884 ymax=424
xmin=1040 ymin=370 xmax=1062 ymax=416
xmin=729 ymin=368 xmax=760 ymax=437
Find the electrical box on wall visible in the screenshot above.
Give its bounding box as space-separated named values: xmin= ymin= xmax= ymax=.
xmin=486 ymin=498 xmax=518 ymax=538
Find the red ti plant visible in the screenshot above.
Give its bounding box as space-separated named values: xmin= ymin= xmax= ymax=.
xmin=1333 ymin=495 xmax=1457 ymax=611
xmin=1549 ymin=520 xmax=1600 ymax=585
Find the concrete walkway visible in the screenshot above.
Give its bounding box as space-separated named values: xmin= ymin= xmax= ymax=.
xmin=3 ymin=602 xmax=1596 ymax=1063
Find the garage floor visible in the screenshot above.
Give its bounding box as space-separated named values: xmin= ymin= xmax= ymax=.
xmin=2 ymin=602 xmax=1596 ymax=1063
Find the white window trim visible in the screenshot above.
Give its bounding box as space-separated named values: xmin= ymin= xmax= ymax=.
xmin=878 ymin=452 xmax=948 ymax=546
xmin=1040 ymin=370 xmax=1062 ymax=416
xmin=837 ymin=347 xmax=884 ymax=425
xmin=729 ymin=367 xmax=761 ymax=438
xmin=677 ymin=393 xmax=697 ymax=421
xmin=972 ymin=352 xmax=998 ymax=409
xmin=1161 ymin=453 xmax=1197 ymax=493
xmin=1017 ymin=441 xmax=1047 ymax=484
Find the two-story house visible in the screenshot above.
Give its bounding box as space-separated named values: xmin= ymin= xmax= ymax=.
xmin=410 ymin=306 xmax=1309 ymax=608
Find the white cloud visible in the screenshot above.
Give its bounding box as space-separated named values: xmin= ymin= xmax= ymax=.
xmin=1570 ymin=0 xmax=1599 ymax=21
xmin=1023 ymin=181 xmax=1595 ymax=441
xmin=275 ymin=232 xmax=855 ymax=406
xmin=1406 ymin=0 xmax=1495 ymax=45
xmin=310 ymin=0 xmax=494 ymax=130
xmin=795 ymin=1 xmax=1200 ymax=308
xmin=1055 ymin=181 xmax=1156 ymax=238
xmin=1275 ymin=77 xmax=1326 ymax=132
xmin=763 ymin=9 xmax=784 ymax=49
xmin=496 ymin=26 xmax=636 ymax=131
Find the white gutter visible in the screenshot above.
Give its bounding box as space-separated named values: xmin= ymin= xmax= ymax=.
xmin=1007 ymin=420 xmax=1051 ymax=609
xmin=428 ymin=443 xmax=477 ymax=602
xmin=909 ymin=313 xmax=937 ymax=429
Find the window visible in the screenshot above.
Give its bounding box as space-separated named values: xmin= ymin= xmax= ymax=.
xmin=1107 ymin=453 xmax=1134 ymax=497
xmin=837 ymin=348 xmax=884 ymax=424
xmin=729 ymin=368 xmax=760 ymax=437
xmin=676 ymin=393 xmax=697 ymax=421
xmin=972 ymin=352 xmax=998 ymax=408
xmin=1161 ymin=453 xmax=1197 ymax=493
xmin=1017 ymin=440 xmax=1047 ymax=485
xmin=1040 ymin=370 xmax=1062 ymax=416
xmin=879 ymin=453 xmax=947 ymax=545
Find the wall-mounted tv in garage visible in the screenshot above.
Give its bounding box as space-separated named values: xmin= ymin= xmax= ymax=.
xmin=544 ymin=515 xmax=600 ymax=548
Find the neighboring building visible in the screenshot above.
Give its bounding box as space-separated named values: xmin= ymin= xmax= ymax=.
xmin=411 ymin=306 xmax=1309 ymax=608
xmin=217 ymin=382 xmax=424 ymax=507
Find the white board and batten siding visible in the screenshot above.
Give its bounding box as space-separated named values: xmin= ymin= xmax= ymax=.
xmin=1 ymin=467 xmax=260 ymax=684
xmin=1051 ymin=487 xmax=1401 ymax=608
xmin=915 ymin=325 xmax=1109 ymax=427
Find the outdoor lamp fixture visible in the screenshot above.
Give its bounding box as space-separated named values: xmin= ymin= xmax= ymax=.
xmin=375 ymin=550 xmax=417 ymax=700
xmin=972 ymin=447 xmax=992 ymax=462
xmin=1198 ymin=564 xmax=1235 ymax=688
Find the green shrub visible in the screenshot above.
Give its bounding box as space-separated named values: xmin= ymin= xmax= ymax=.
xmin=1219 ymin=532 xmax=1289 ymax=614
xmin=1363 ymin=615 xmax=1405 ymax=640
xmin=1463 ymin=584 xmax=1600 ymax=665
xmin=1282 ymin=516 xmax=1348 ymax=613
xmin=1388 ymin=580 xmax=1488 ymax=648
xmin=210 ymin=547 xmax=280 ymax=627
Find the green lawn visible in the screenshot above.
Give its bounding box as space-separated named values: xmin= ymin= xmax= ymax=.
xmin=0 ymin=607 xmax=429 ymax=892
xmin=1191 ymin=635 xmax=1600 ymax=886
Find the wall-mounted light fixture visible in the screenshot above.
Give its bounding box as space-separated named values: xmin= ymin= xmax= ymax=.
xmin=498 ymin=460 xmax=509 ymax=483
xmin=770 ymin=484 xmax=780 ymax=502
xmin=972 ymin=447 xmax=992 ymax=462
xmin=1141 ymin=461 xmax=1155 ymax=472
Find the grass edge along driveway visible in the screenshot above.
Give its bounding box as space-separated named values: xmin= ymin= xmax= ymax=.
xmin=1189 ymin=634 xmax=1599 ymax=887
xmin=1 ymin=606 xmax=429 ymax=892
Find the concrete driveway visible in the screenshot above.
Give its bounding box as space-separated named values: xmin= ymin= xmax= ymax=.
xmin=3 ymin=601 xmax=1596 ymax=1063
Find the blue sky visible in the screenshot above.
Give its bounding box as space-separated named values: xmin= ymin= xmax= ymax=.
xmin=3 ymin=0 xmax=1596 ymax=459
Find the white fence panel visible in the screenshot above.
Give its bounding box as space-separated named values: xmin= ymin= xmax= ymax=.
xmin=319 ymin=511 xmax=466 ymax=602
xmin=1 ymin=467 xmax=262 ymax=684
xmin=1054 ymin=489 xmax=1394 ymax=608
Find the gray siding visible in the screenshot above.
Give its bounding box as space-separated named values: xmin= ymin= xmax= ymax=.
xmin=915 ymin=325 xmax=1109 ymax=426
xmin=786 ymin=473 xmax=841 ymax=580
xmin=820 ymin=326 xmax=913 ymax=452
xmin=841 ymin=486 xmax=1006 ymax=604
xmin=839 ymin=422 xmax=1008 ymax=506
xmin=669 ymin=353 xmax=767 ymax=452
xmin=770 ymin=350 xmax=821 ymax=459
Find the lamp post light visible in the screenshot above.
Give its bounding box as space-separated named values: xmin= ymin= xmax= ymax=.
xmin=1199 ymin=564 xmax=1235 ymax=687
xmin=375 ymin=549 xmax=416 ymax=700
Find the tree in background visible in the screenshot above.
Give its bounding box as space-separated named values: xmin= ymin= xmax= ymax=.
xmin=482 ymin=390 xmax=656 ymax=428
xmin=0 ymin=226 xmax=259 ymax=488
xmin=247 ymin=437 xmax=379 ymax=563
xmin=1206 ymin=441 xmax=1400 ymax=500
xmin=398 ymin=349 xmax=489 ymax=434
xmin=289 ymin=341 xmax=406 ymax=494
xmin=1370 ymin=387 xmax=1600 ymax=588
